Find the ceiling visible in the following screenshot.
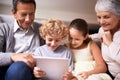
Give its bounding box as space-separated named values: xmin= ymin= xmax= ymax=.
xmin=0 ymin=0 xmax=97 ymax=23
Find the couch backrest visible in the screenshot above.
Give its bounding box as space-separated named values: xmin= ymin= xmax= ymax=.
xmin=0 ymin=15 xmax=100 ymax=34
xmin=0 ymin=15 xmax=14 ymax=23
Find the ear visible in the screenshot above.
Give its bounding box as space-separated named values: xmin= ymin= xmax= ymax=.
xmin=84 ymin=33 xmax=89 ymax=40
xmin=11 ymin=9 xmax=17 ymax=19
xmin=119 ymin=15 xmax=120 ymax=21
xmin=42 ymin=35 xmax=46 ymax=40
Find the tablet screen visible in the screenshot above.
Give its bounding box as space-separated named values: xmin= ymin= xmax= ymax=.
xmin=34 ymin=57 xmax=69 ymax=80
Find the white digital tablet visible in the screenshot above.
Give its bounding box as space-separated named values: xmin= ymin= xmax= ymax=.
xmin=34 ymin=57 xmax=69 ymax=80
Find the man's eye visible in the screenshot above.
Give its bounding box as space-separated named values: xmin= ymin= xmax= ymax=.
xmin=21 ymin=13 xmax=26 ymax=17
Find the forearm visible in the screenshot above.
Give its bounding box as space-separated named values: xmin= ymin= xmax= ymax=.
xmin=87 ymin=66 xmax=107 ymax=75
xmin=0 ymin=52 xmax=13 ymax=66
xmin=71 ymin=76 xmax=78 ymax=80
xmin=109 ymin=42 xmax=120 ymax=63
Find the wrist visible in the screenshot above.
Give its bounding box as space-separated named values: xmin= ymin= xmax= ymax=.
xmin=71 ymin=76 xmax=78 ymax=80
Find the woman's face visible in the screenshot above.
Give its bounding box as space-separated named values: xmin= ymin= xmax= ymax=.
xmin=96 ymin=11 xmax=120 ymax=31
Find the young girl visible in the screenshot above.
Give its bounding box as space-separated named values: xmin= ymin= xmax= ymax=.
xmin=63 ymin=18 xmax=112 ymax=80
xmin=33 ymin=19 xmax=73 ymax=80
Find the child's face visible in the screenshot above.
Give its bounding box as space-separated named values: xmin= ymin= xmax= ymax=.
xmin=69 ymin=27 xmax=87 ymax=49
xmin=45 ymin=34 xmax=63 ymax=51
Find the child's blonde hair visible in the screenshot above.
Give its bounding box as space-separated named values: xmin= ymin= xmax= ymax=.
xmin=39 ymin=19 xmax=69 ymax=39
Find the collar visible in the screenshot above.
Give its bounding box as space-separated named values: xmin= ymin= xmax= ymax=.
xmin=14 ymin=20 xmax=34 ymax=33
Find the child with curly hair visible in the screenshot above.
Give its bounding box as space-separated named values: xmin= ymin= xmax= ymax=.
xmin=33 ymin=19 xmax=73 ymax=80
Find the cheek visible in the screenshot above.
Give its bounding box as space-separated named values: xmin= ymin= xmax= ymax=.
xmin=46 ymin=43 xmax=51 ymax=47
xmin=77 ymin=41 xmax=83 ymax=45
xmin=110 ymin=20 xmax=118 ymax=29
xmin=77 ymin=40 xmax=84 ymax=45
xmin=46 ymin=41 xmax=50 ymax=45
xmin=17 ymin=19 xmax=24 ymax=26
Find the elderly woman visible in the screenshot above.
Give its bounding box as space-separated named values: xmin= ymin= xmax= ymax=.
xmin=90 ymin=0 xmax=120 ymax=80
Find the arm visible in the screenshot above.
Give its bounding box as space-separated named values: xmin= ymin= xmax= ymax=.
xmin=90 ymin=27 xmax=104 ymax=43
xmin=62 ymin=71 xmax=78 ymax=80
xmin=66 ymin=48 xmax=73 ymax=71
xmin=101 ymin=31 xmax=120 ymax=64
xmin=86 ymin=41 xmax=107 ymax=75
xmin=78 ymin=41 xmax=107 ymax=79
xmin=0 ymin=53 xmax=13 ymax=66
xmin=0 ymin=23 xmax=35 ymax=67
xmin=0 ymin=23 xmax=13 ymax=66
xmin=0 ymin=52 xmax=35 ymax=68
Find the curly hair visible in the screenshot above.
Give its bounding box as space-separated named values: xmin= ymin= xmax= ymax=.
xmin=39 ymin=19 xmax=69 ymax=39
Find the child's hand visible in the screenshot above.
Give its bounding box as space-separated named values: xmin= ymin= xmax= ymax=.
xmin=77 ymin=71 xmax=90 ymax=79
xmin=33 ymin=67 xmax=46 ymax=78
xmin=62 ymin=71 xmax=74 ymax=80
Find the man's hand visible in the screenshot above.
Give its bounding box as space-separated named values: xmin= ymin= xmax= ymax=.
xmin=11 ymin=53 xmax=35 ymax=68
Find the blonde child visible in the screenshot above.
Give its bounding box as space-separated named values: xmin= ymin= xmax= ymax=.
xmin=33 ymin=19 xmax=73 ymax=79
xmin=63 ymin=18 xmax=112 ymax=80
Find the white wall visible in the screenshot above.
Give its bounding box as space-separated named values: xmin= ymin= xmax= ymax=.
xmin=0 ymin=0 xmax=97 ymax=24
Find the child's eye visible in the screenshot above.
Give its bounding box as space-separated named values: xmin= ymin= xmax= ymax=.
xmin=56 ymin=40 xmax=60 ymax=42
xmin=48 ymin=39 xmax=52 ymax=41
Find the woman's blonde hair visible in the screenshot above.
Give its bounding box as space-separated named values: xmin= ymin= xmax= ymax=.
xmin=39 ymin=19 xmax=69 ymax=39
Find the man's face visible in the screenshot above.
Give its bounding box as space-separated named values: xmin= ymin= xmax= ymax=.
xmin=12 ymin=3 xmax=35 ymax=30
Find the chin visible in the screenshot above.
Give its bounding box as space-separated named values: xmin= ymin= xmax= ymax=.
xmin=71 ymin=46 xmax=78 ymax=49
xmin=102 ymin=28 xmax=110 ymax=31
xmin=50 ymin=48 xmax=57 ymax=51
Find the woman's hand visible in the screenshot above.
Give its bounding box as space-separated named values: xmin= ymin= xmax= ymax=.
xmin=101 ymin=31 xmax=112 ymax=46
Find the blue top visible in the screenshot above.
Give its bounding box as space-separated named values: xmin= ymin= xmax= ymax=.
xmin=33 ymin=44 xmax=73 ymax=71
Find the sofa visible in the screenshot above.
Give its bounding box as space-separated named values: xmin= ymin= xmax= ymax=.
xmin=0 ymin=14 xmax=101 ymax=47
xmin=0 ymin=14 xmax=100 ymax=34
xmin=1 ymin=14 xmax=114 ymax=79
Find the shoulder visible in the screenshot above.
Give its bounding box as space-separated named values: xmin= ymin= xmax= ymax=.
xmin=0 ymin=23 xmax=13 ymax=34
xmin=55 ymin=45 xmax=71 ymax=53
xmin=89 ymin=40 xmax=99 ymax=48
xmin=32 ymin=21 xmax=42 ymax=30
xmin=89 ymin=40 xmax=101 ymax=54
xmin=114 ymin=31 xmax=120 ymax=40
xmin=35 ymin=45 xmax=46 ymax=50
xmin=59 ymin=45 xmax=72 ymax=54
xmin=0 ymin=23 xmax=13 ymax=30
xmin=59 ymin=45 xmax=70 ymax=50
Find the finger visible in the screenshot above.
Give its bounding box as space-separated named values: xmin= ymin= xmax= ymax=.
xmin=24 ymin=54 xmax=35 ymax=68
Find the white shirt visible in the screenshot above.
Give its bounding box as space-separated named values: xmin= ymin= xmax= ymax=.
xmin=90 ymin=27 xmax=120 ymax=77
xmin=13 ymin=20 xmax=40 ymax=53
